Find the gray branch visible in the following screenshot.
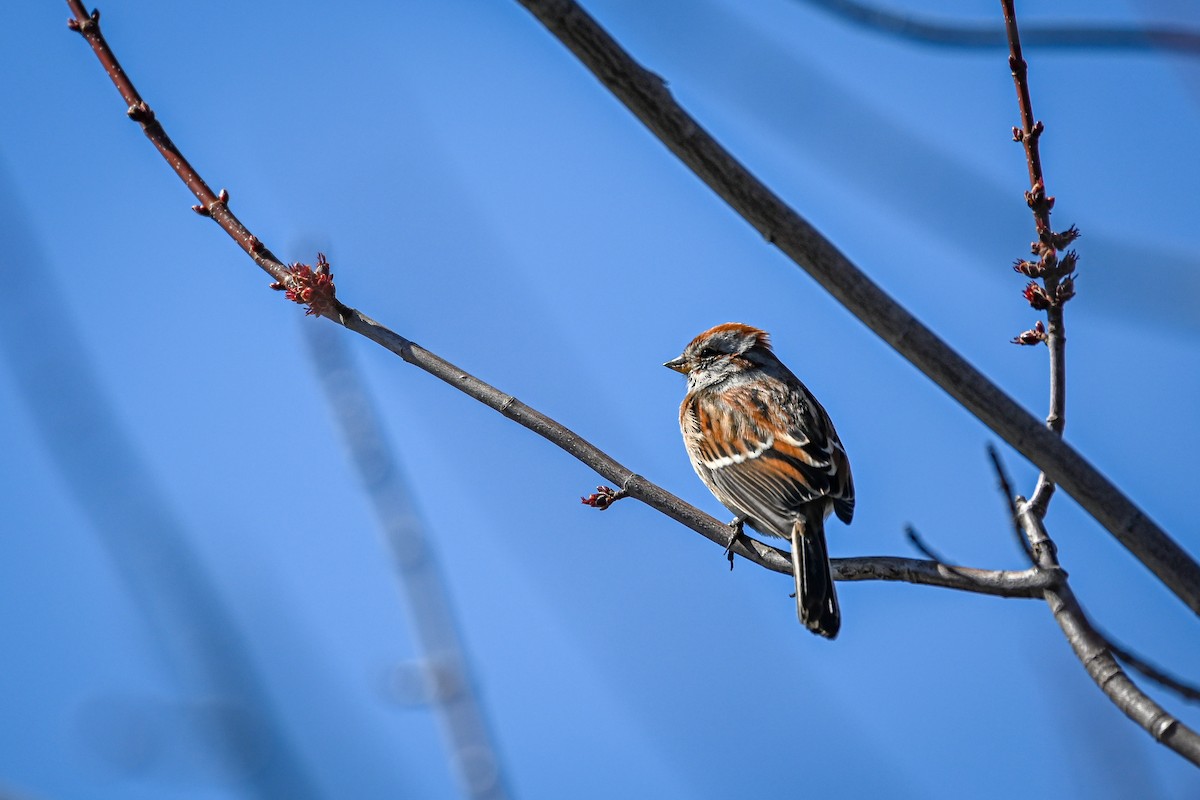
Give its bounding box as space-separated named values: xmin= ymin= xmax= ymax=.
xmin=1017 ymin=502 xmax=1200 ymax=766
xmin=341 ymin=310 xmax=1047 ymax=600
xmin=510 ymin=0 xmax=1200 ymax=616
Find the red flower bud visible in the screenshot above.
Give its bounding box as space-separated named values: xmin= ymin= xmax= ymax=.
xmin=1023 ymin=281 xmax=1051 ymax=310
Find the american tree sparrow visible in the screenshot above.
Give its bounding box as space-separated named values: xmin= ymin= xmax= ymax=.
xmin=665 ymin=323 xmax=854 ymax=638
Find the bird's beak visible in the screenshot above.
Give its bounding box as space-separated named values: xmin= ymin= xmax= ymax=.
xmin=663 ymin=356 xmax=689 ymax=374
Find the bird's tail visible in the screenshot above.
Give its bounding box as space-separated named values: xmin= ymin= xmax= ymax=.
xmin=790 ymin=507 xmax=840 ymax=639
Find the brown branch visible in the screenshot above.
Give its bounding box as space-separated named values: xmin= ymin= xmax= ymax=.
xmin=1017 ymin=502 xmax=1200 ymax=766
xmin=1001 ymin=3 xmax=1200 ymax=754
xmin=1003 ymin=1 xmax=1044 ymax=208
xmin=64 ymin=1 xmax=289 ymax=286
xmin=508 ymin=0 xmax=1200 ymax=616
xmin=1003 ymin=0 xmax=1073 ymax=517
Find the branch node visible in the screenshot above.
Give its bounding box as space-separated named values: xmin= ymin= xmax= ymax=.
xmin=126 ymin=101 xmax=154 ymax=123
xmin=68 ymin=8 xmax=100 ymax=33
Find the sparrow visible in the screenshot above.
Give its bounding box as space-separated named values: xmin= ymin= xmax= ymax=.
xmin=665 ymin=323 xmax=854 ymax=638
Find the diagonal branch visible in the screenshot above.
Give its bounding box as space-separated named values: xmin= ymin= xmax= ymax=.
xmin=508 ymin=0 xmax=1200 ymax=615
xmin=65 ymin=2 xmax=290 ymax=285
xmin=63 ymin=1 xmax=1059 ymax=606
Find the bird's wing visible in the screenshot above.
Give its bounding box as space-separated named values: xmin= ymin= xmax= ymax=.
xmin=690 ymin=380 xmax=854 ymax=535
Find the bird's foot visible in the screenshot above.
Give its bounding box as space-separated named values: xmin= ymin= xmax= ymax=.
xmin=724 ymin=518 xmax=746 ymax=571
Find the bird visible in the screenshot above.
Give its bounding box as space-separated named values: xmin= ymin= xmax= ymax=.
xmin=664 ymin=323 xmax=854 ymax=638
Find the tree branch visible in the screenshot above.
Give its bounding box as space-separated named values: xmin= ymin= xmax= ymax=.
xmin=1106 ymin=640 xmax=1200 ymax=705
xmin=996 ymin=7 xmax=1200 ymax=752
xmin=508 ymin=0 xmax=1200 ymax=615
xmin=65 ymin=1 xmax=291 ymax=285
xmin=986 ymin=444 xmax=1035 ymax=564
xmin=1002 ymin=0 xmax=1073 ymax=517
xmin=794 ymin=0 xmax=1200 ymax=55
xmin=62 ymin=1 xmax=1061 ymax=607
xmin=345 ymin=311 xmax=1049 ymax=600
xmin=1017 ymin=502 xmax=1200 ymax=766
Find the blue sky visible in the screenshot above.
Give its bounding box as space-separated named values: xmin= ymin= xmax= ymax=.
xmin=2 ymin=0 xmax=1199 ymax=798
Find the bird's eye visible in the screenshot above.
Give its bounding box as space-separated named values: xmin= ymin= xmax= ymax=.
xmin=698 ymin=347 xmax=718 ymax=359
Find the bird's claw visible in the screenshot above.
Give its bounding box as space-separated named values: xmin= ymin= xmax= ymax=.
xmin=724 ymin=518 xmax=746 ymax=570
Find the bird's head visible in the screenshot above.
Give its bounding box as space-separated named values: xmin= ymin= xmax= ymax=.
xmin=664 ymin=323 xmax=775 ymax=391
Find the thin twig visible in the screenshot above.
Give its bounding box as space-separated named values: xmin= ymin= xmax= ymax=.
xmin=1002 ymin=0 xmax=1071 ymax=517
xmin=1106 ymin=639 xmax=1200 ymax=705
xmin=1017 ymin=501 xmax=1200 ymax=766
xmin=509 ymin=0 xmax=1200 ymax=615
xmin=1003 ymin=3 xmax=1045 ymax=203
xmin=62 ymin=1 xmax=1062 ymax=606
xmin=796 ymin=0 xmax=1200 ymax=55
xmin=987 ymin=444 xmax=1035 ymax=564
xmin=64 ymin=1 xmax=290 ymax=286
xmin=999 ymin=2 xmax=1200 ymax=760
xmin=904 ymin=524 xmax=949 ymax=564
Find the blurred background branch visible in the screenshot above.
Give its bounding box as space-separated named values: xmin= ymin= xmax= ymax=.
xmin=0 ymin=164 xmax=318 ymax=798
xmin=795 ymin=0 xmax=1200 ymax=54
xmin=305 ymin=323 xmax=512 ymax=800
